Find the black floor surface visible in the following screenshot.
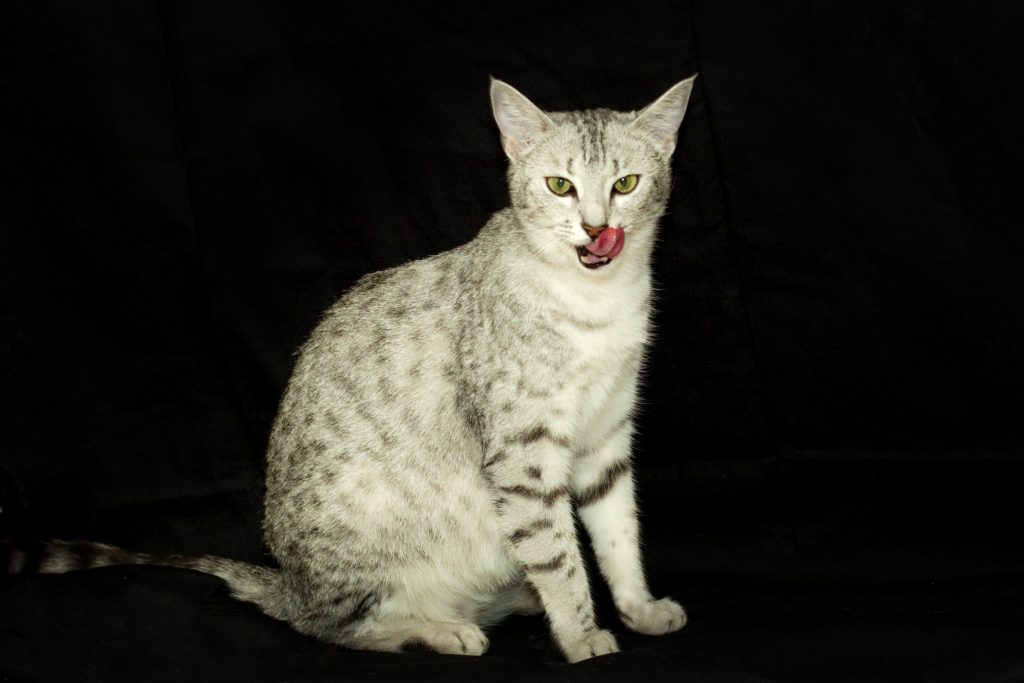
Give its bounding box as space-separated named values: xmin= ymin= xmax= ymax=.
xmin=4 ymin=568 xmax=1023 ymax=682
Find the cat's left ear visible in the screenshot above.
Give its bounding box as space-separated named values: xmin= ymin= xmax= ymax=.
xmin=632 ymin=75 xmax=697 ymax=155
xmin=490 ymin=79 xmax=553 ymax=161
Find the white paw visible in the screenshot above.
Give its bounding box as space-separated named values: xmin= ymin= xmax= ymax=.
xmin=562 ymin=629 xmax=619 ymax=663
xmin=406 ymin=622 xmax=489 ymax=656
xmin=619 ymin=597 xmax=687 ymax=635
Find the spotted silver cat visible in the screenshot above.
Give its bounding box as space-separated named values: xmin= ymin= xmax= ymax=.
xmin=12 ymin=76 xmax=696 ymax=662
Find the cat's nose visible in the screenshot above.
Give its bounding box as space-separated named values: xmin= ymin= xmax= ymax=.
xmin=582 ymin=224 xmax=608 ymax=239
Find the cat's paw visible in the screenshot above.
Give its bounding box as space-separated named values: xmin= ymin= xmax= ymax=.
xmin=619 ymin=597 xmax=687 ymax=635
xmin=401 ymin=622 xmax=489 ymax=656
xmin=562 ymin=629 xmax=619 ymax=663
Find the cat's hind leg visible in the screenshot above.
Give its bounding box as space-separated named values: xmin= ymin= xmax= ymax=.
xmin=343 ymin=618 xmax=489 ymax=656
xmin=509 ymin=582 xmax=544 ymax=616
xmin=285 ymin=581 xmax=491 ymax=656
xmin=470 ymin=580 xmax=545 ymax=627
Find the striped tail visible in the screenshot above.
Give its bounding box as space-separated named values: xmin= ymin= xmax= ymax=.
xmin=3 ymin=538 xmax=281 ymax=610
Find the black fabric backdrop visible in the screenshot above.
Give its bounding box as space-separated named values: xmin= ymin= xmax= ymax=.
xmin=2 ymin=1 xmax=1023 ymax=681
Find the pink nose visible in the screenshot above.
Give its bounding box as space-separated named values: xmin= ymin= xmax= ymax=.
xmin=581 ymin=224 xmax=607 ymax=239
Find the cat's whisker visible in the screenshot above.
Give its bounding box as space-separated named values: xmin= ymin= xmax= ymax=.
xmin=624 ymin=210 xmax=669 ymax=228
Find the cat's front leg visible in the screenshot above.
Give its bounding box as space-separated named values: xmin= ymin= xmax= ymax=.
xmin=483 ymin=426 xmax=618 ymax=662
xmin=574 ymin=420 xmax=687 ymax=636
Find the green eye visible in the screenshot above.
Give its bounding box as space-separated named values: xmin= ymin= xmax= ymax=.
xmin=546 ymin=177 xmax=574 ymax=195
xmin=613 ymin=174 xmax=639 ymax=194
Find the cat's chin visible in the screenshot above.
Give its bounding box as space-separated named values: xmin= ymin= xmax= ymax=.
xmin=576 ymin=246 xmax=614 ymax=269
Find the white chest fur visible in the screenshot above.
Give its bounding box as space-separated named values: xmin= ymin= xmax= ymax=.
xmin=542 ymin=264 xmax=651 ymax=449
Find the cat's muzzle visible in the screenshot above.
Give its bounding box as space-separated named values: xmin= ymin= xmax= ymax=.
xmin=577 ymin=226 xmax=625 ymax=269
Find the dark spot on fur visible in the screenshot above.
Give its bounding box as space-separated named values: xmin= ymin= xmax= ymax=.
xmin=576 ymin=459 xmax=632 ymax=507
xmin=354 ymin=270 xmax=396 ymax=293
xmin=332 ymin=593 xmax=379 ymax=630
xmin=377 ymin=375 xmax=396 ymax=403
xmin=524 ymin=552 xmax=566 ymax=572
xmin=509 ymin=518 xmax=554 ymax=544
xmin=483 ymin=450 xmax=508 ymax=469
xmin=506 ymin=425 xmax=571 ymax=449
xmin=400 ymin=637 xmax=434 ymax=653
xmin=498 ymin=484 xmax=569 ymax=507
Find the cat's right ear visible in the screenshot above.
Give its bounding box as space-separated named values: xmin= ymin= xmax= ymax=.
xmin=632 ymin=75 xmax=697 ymax=155
xmin=490 ymin=79 xmax=553 ymax=161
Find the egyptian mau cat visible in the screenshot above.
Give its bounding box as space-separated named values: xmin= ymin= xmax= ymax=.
xmin=9 ymin=76 xmax=696 ymax=662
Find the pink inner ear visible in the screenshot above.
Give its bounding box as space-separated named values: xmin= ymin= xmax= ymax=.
xmin=500 ymin=134 xmax=517 ymax=157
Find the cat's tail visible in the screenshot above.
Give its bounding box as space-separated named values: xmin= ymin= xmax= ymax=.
xmin=3 ymin=538 xmax=282 ymax=613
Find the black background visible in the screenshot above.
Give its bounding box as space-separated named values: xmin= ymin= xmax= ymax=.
xmin=2 ymin=1 xmax=1023 ymax=681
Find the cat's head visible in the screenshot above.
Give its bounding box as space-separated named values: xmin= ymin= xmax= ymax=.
xmin=490 ymin=76 xmax=695 ymax=274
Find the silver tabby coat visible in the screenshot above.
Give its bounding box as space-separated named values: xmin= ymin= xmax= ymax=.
xmin=17 ymin=76 xmax=696 ymax=663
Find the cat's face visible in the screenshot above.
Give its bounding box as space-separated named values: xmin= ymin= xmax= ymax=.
xmin=491 ymin=78 xmax=695 ymax=274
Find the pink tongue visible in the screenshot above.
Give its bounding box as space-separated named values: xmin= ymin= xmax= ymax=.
xmin=585 ymin=227 xmax=625 ymax=259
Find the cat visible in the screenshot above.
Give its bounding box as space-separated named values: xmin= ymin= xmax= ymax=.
xmin=6 ymin=75 xmax=696 ymax=663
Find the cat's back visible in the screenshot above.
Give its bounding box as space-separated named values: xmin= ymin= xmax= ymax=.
xmin=292 ymin=208 xmax=520 ymax=387
xmin=265 ymin=239 xmax=481 ymax=484
xmin=321 ymin=247 xmax=463 ymax=339
xmin=297 ymin=242 xmax=472 ymax=380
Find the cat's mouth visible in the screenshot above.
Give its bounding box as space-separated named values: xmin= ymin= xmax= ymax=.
xmin=576 ymin=227 xmax=625 ymax=269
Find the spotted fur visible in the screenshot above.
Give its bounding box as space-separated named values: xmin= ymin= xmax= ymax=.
xmin=10 ymin=77 xmax=695 ymax=663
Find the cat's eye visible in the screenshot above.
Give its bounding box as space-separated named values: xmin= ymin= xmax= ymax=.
xmin=546 ymin=177 xmax=574 ymax=196
xmin=613 ymin=174 xmax=639 ymax=194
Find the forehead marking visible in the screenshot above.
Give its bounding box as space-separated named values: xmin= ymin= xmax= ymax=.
xmin=572 ymin=110 xmax=606 ymax=167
